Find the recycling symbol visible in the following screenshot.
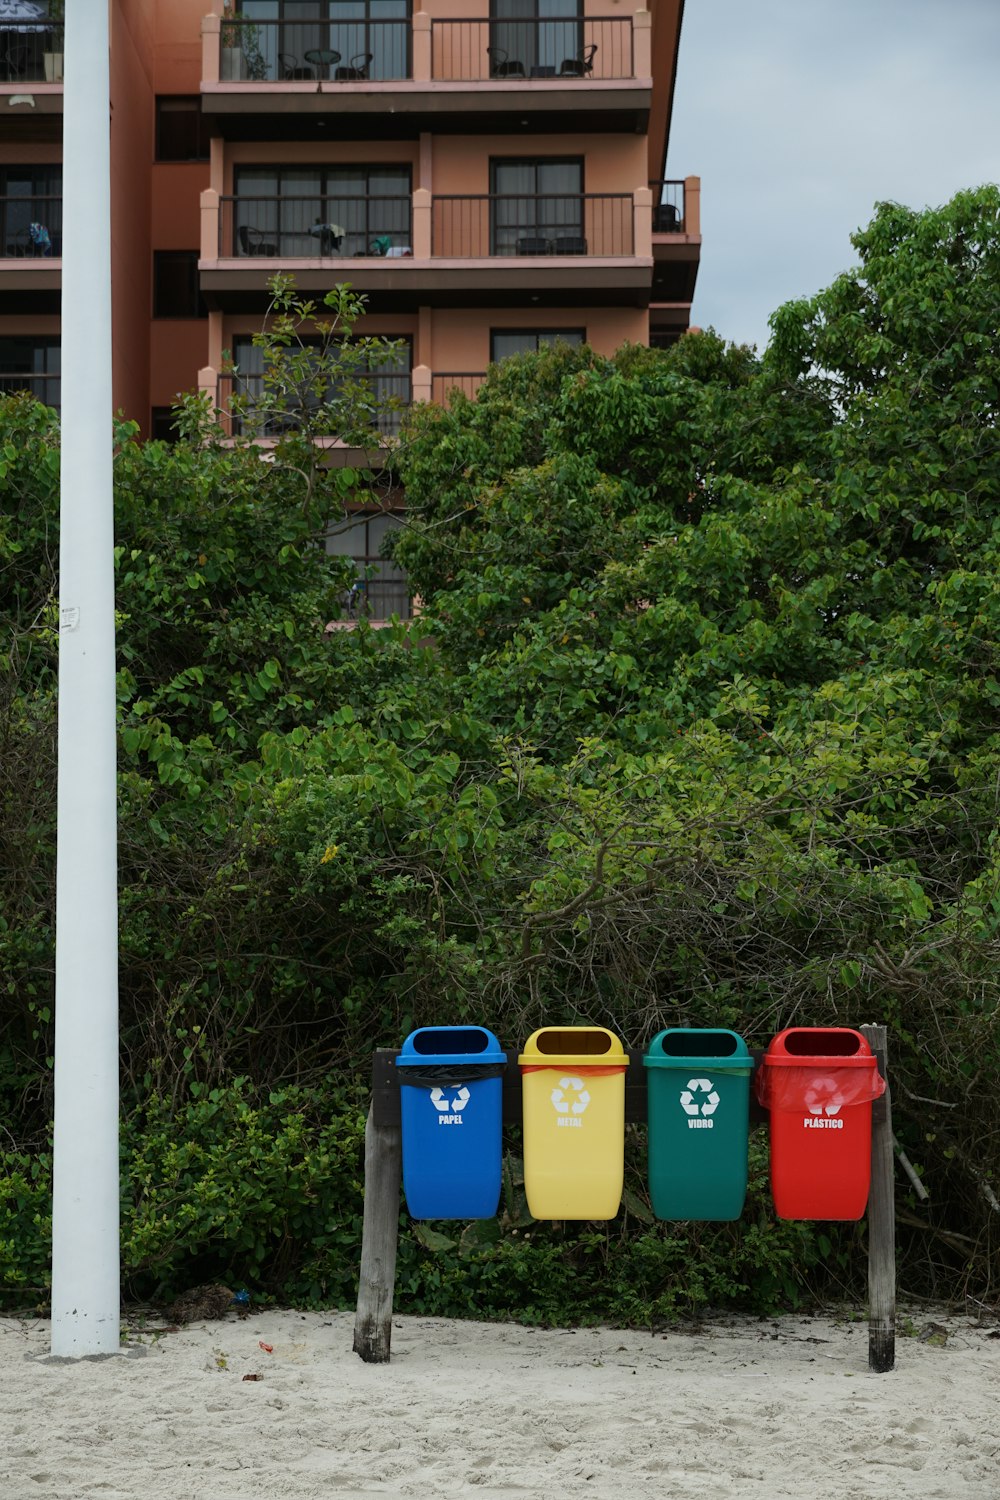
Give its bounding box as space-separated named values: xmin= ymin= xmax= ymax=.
xmin=680 ymin=1077 xmax=721 ymax=1117
xmin=550 ymin=1075 xmax=591 ymax=1116
xmin=804 ymin=1078 xmax=842 ymax=1118
xmin=430 ymin=1086 xmax=471 ymax=1113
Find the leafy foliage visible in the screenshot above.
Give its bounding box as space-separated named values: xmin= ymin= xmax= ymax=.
xmin=3 ymin=194 xmax=1000 ymax=1316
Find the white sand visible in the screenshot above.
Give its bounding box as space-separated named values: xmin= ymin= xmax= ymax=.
xmin=3 ymin=1307 xmax=997 ymax=1499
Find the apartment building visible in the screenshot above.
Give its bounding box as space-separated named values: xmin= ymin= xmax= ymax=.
xmin=0 ymin=0 xmax=699 ymax=615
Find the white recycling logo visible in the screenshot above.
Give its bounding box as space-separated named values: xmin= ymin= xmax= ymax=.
xmin=430 ymin=1086 xmax=471 ymax=1113
xmin=680 ymin=1078 xmax=721 ymax=1117
xmin=550 ymin=1076 xmax=591 ymax=1115
xmin=804 ymin=1078 xmax=842 ymax=1118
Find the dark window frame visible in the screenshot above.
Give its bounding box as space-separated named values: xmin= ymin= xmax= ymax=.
xmin=488 ymin=0 xmax=583 ymax=78
xmin=326 ymin=507 xmax=411 ymax=622
xmin=490 ymin=328 xmax=586 ymax=362
xmin=152 ymin=250 xmax=207 ymax=320
xmin=0 ymin=335 xmax=61 ymax=409
xmin=155 ymin=96 xmax=211 ymax=163
xmin=488 ymin=155 xmax=584 ymax=256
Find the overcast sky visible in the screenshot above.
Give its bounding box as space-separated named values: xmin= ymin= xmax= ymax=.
xmin=665 ymin=0 xmax=1000 ymax=352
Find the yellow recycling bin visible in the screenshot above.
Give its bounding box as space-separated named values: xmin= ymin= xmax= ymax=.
xmin=518 ymin=1026 xmax=628 ymax=1219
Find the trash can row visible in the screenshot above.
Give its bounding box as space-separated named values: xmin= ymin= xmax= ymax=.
xmin=396 ymin=1024 xmax=885 ymax=1225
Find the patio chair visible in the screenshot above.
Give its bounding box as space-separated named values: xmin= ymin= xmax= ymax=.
xmin=516 ymin=236 xmax=550 ymax=256
xmin=653 ymin=202 xmax=680 ymax=232
xmin=559 ymin=43 xmax=597 ymax=77
xmin=552 ymin=234 xmax=587 ymax=255
xmin=3 ymin=42 xmax=30 ymax=81
xmin=278 ymin=51 xmax=314 ymax=80
xmin=334 ymin=51 xmax=372 ymax=80
xmin=238 ymin=224 xmax=278 ymax=257
xmin=487 ymin=46 xmax=526 ymax=78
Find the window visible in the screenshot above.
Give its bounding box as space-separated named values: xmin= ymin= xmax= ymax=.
xmin=490 ymin=158 xmax=583 ymax=256
xmin=0 ymin=337 xmax=61 ymax=409
xmin=234 ymin=164 xmax=411 ymax=258
xmin=155 ymin=97 xmax=211 ymax=163
xmin=490 ymin=0 xmax=581 ymax=78
xmin=229 ymin=334 xmax=412 ymax=436
xmin=491 ymin=328 xmax=584 ymax=362
xmin=153 ymin=251 xmax=207 ymax=319
xmin=239 ymin=1 xmax=411 ymax=81
xmin=0 ymin=166 xmax=62 ymax=258
xmin=327 ymin=510 xmax=410 ymax=620
xmin=150 ymin=407 xmax=182 ymax=443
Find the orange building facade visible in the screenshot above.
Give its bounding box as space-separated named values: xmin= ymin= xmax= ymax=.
xmin=0 ymin=0 xmax=698 ymax=436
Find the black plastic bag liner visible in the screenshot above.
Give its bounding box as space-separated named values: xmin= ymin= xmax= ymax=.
xmin=396 ymin=1063 xmax=507 ymax=1089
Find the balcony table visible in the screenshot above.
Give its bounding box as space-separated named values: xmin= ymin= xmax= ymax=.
xmin=304 ymin=47 xmax=340 ymax=79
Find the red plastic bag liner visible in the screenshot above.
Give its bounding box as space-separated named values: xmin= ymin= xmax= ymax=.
xmin=755 ymin=1061 xmax=885 ymax=1114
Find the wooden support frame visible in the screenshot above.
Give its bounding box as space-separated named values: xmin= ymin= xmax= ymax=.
xmin=353 ymin=1036 xmax=895 ymax=1370
xmin=862 ymin=1023 xmax=895 ymax=1372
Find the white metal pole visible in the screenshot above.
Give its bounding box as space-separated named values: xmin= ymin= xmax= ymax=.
xmin=51 ymin=0 xmax=120 ymax=1357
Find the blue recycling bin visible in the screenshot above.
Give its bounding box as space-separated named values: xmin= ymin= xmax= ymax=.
xmin=397 ymin=1026 xmax=507 ymax=1219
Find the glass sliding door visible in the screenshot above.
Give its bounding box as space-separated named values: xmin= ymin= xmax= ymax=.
xmin=491 ymin=329 xmax=584 ymax=361
xmin=490 ymin=0 xmax=581 ymax=79
xmin=325 ymin=166 xmax=411 ymax=256
xmin=491 ymin=158 xmax=583 ymax=256
xmin=0 ymin=337 xmax=61 ymax=409
xmin=328 ymin=0 xmax=410 ymax=81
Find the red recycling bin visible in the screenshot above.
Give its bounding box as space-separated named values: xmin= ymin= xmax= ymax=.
xmin=756 ymin=1028 xmax=885 ymax=1220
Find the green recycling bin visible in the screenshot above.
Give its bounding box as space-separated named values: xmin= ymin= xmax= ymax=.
xmin=644 ymin=1028 xmax=752 ymax=1220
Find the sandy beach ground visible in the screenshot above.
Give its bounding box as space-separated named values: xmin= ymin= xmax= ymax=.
xmin=3 ymin=1306 xmax=998 ymax=1500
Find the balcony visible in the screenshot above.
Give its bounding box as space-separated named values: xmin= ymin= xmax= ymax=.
xmin=220 ymin=193 xmax=413 ymax=262
xmin=0 ymin=194 xmax=61 ymax=309
xmin=0 ymin=22 xmax=63 ymax=84
xmin=1 ymin=193 xmax=61 ymax=255
xmin=201 ymin=12 xmax=651 ymax=136
xmin=202 ymin=188 xmax=652 ymax=308
xmin=0 ymin=22 xmax=64 ymax=131
xmin=650 ymin=177 xmax=701 ymax=311
xmin=213 ymin=367 xmax=412 ymax=441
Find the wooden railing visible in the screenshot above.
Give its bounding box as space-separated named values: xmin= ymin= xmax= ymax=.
xmin=430 ymin=372 xmax=487 ymax=405
xmin=432 ymin=194 xmax=634 ymax=258
xmin=430 ymin=17 xmax=632 ymax=82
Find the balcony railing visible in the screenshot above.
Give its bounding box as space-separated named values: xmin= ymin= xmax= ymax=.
xmin=431 ymin=18 xmax=632 ymax=82
xmin=432 ymin=195 xmax=633 ymax=258
xmin=0 ymin=24 xmax=64 ymax=84
xmin=430 ymin=372 xmax=487 ymax=405
xmin=215 ymin=370 xmax=412 ymax=439
xmin=1 ymin=195 xmax=62 ymax=258
xmin=219 ymin=16 xmax=410 ymax=82
xmin=338 ymin=567 xmax=411 ymax=623
xmin=220 ymin=195 xmax=412 ymax=259
xmin=650 ymin=181 xmax=687 ymax=234
xmin=0 ymin=372 xmax=60 ymax=407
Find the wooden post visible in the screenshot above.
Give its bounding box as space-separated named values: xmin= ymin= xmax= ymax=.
xmin=353 ymin=1102 xmax=402 ymax=1363
xmin=862 ymin=1023 xmax=895 ymax=1373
